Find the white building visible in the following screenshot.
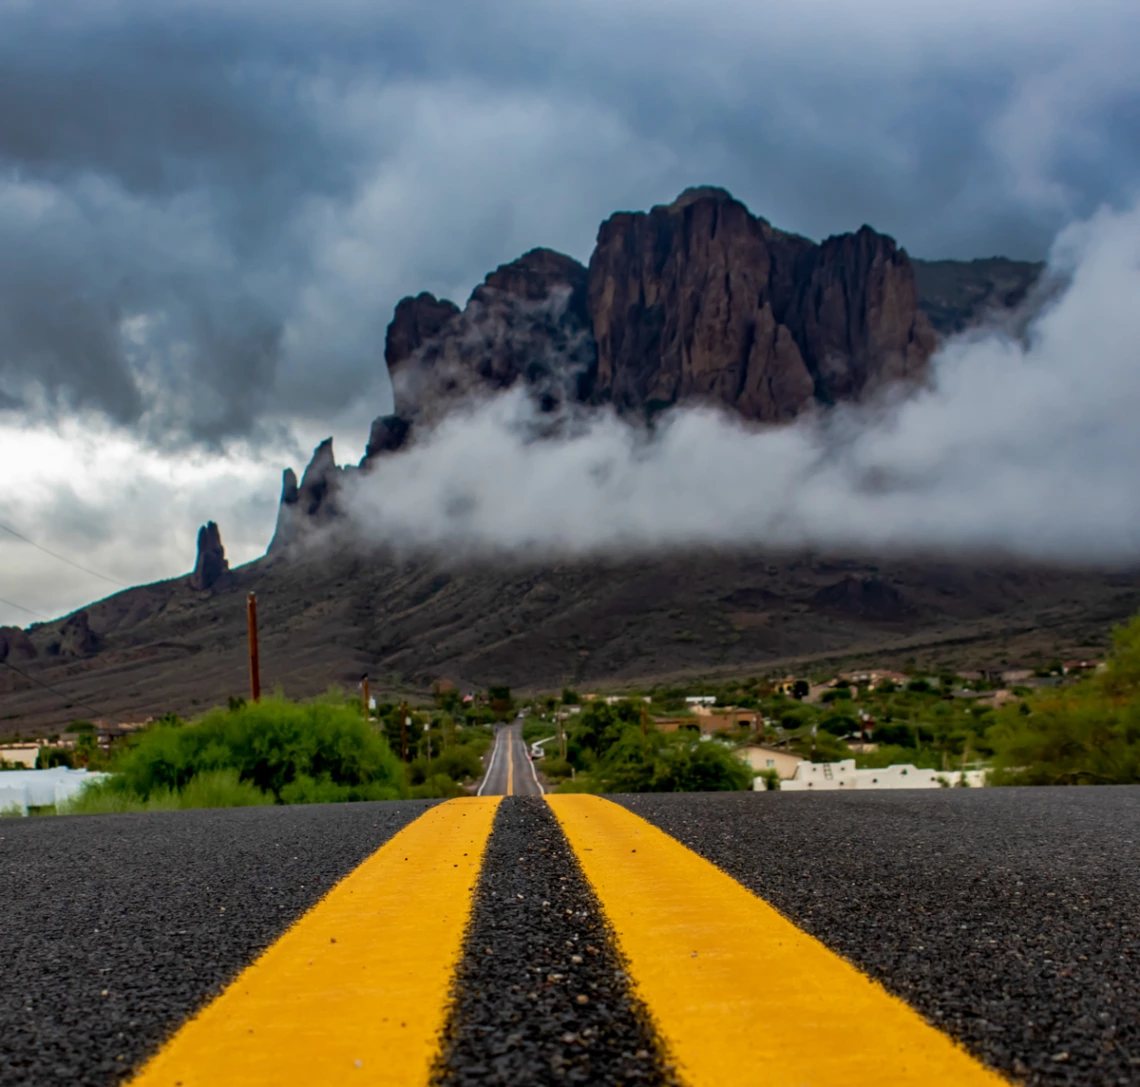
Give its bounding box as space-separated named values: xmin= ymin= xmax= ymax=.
xmin=760 ymin=758 xmax=987 ymax=791
xmin=0 ymin=768 xmax=109 ymax=815
xmin=737 ymin=745 xmax=804 ymax=780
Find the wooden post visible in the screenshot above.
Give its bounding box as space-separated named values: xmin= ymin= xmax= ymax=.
xmin=362 ymin=674 xmax=370 ymax=720
xmin=247 ymin=592 xmax=261 ymax=703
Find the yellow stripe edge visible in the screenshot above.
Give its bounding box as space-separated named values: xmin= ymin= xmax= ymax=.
xmin=128 ymin=796 xmax=501 ymax=1087
xmin=546 ymin=793 xmax=1011 ymax=1087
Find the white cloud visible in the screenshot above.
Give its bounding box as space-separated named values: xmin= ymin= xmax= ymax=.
xmin=0 ymin=420 xmax=284 ymax=625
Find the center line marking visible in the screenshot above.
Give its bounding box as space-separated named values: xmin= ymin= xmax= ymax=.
xmin=547 ymin=794 xmax=1010 ymax=1087
xmin=506 ymin=730 xmax=515 ymax=796
xmin=129 ymin=797 xmax=500 ymax=1087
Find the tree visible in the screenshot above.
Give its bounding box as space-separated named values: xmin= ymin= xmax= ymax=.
xmin=792 ymin=680 xmax=810 ymax=699
xmin=488 ymin=685 xmax=513 ymax=719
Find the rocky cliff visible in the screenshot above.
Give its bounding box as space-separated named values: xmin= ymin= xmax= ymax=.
xmin=189 ymin=521 xmax=231 ymax=592
xmin=384 ymin=187 xmax=935 ymax=433
xmin=913 ymin=257 xmax=1045 ymax=335
xmin=270 ymin=186 xmax=1020 ymax=551
xmin=384 ymin=247 xmax=595 ymax=432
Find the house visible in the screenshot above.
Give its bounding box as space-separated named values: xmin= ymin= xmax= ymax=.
xmin=685 ymin=696 xmax=716 ymax=706
xmin=654 ymin=715 xmax=740 ymax=737
xmin=1001 ymin=669 xmax=1034 ymax=684
xmin=737 ymin=745 xmax=803 ymax=779
xmin=768 ymin=758 xmax=987 ymax=791
xmin=840 ymin=670 xmax=909 ymax=690
xmin=0 ymin=743 xmax=41 ymax=768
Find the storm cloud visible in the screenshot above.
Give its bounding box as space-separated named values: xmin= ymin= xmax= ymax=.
xmin=1 ymin=0 xmax=1138 ymax=446
xmin=1 ymin=0 xmax=1139 ymax=627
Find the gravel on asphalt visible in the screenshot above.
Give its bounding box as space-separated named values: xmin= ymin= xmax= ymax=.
xmin=434 ymin=796 xmax=677 ymax=1087
xmin=619 ymin=787 xmax=1140 ymax=1087
xmin=0 ymin=800 xmax=434 ymax=1087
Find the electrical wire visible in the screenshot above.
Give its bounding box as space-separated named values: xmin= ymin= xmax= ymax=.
xmin=0 ymin=520 xmax=127 ymax=587
xmin=0 ymin=656 xmax=114 ymax=720
xmin=0 ymin=596 xmax=49 ymax=620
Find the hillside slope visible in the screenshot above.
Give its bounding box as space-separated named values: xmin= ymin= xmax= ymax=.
xmin=2 ymin=544 xmax=1135 ymax=736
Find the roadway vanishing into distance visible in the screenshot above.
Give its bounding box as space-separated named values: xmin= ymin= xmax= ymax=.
xmin=1 ymin=788 xmax=1137 ymax=1086
xmin=477 ymin=722 xmax=544 ymax=797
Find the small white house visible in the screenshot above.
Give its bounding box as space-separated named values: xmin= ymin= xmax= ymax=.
xmin=761 ymin=758 xmax=987 ymax=791
xmin=737 ymin=745 xmax=804 ymax=780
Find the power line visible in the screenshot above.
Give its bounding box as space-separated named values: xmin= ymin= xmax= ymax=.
xmin=0 ymin=596 xmax=49 ymax=621
xmin=0 ymin=656 xmax=114 ymax=720
xmin=0 ymin=520 xmax=127 ymax=588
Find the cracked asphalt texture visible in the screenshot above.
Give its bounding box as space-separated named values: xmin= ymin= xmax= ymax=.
xmin=0 ymin=801 xmax=433 ymax=1087
xmin=619 ymin=787 xmax=1140 ymax=1087
xmin=435 ymin=796 xmax=677 ymax=1087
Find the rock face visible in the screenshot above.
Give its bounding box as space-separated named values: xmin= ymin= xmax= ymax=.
xmin=587 ymin=188 xmax=934 ymax=419
xmin=786 ymin=226 xmax=936 ymax=404
xmin=189 ymin=521 xmax=230 ymax=592
xmin=913 ymin=257 xmax=1045 ymax=336
xmin=385 ymin=292 xmax=461 ymax=371
xmin=269 ymin=439 xmax=350 ymax=554
xmin=0 ymin=626 xmax=37 ymax=662
xmin=384 ymin=247 xmax=596 ymax=429
xmin=363 ymin=414 xmax=411 ymax=460
xmin=55 ymin=610 xmax=98 ymax=657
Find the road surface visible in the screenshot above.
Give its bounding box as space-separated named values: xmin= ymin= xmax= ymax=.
xmin=476 ymin=722 xmax=544 ymax=796
xmin=1 ymin=788 xmax=1137 ymax=1086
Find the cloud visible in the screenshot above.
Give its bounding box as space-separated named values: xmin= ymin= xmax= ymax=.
xmin=0 ymin=0 xmax=1137 ymax=449
xmin=344 ymin=200 xmax=1140 ymax=566
xmin=0 ymin=420 xmax=285 ymax=625
xmin=1 ymin=0 xmax=1138 ymax=626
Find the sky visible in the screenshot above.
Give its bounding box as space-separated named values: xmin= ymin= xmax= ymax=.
xmin=1 ymin=0 xmax=1139 ymax=626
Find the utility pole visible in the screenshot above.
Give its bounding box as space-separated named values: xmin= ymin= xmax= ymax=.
xmin=247 ymin=592 xmax=261 ymax=703
xmin=362 ymin=674 xmax=370 ymax=720
xmin=641 ymin=701 xmax=649 ymax=738
xmin=400 ymin=700 xmax=408 ymax=762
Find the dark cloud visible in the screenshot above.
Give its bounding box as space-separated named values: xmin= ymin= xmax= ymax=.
xmin=0 ymin=0 xmax=1136 ymax=447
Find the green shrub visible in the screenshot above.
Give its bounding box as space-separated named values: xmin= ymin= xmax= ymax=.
xmin=65 ymin=769 xmax=270 ymax=813
xmin=410 ymin=773 xmax=467 ymax=800
xmin=541 ymin=756 xmax=573 ymax=780
xmin=986 ymin=612 xmax=1140 ymax=785
xmin=105 ymin=695 xmax=407 ymax=804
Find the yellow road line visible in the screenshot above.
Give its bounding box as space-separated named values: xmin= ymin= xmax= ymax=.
xmin=131 ymin=797 xmax=500 ymax=1087
xmin=547 ymin=795 xmax=1009 ymax=1087
xmin=506 ymin=731 xmax=514 ymax=795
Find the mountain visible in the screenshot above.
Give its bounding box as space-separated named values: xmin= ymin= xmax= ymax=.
xmin=272 ymin=185 xmax=945 ymax=551
xmin=1 ymin=187 xmax=1106 ymax=737
xmin=912 ymin=256 xmax=1044 ymax=336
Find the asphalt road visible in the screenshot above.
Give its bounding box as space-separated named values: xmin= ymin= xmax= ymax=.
xmin=2 ymin=788 xmax=1138 ymax=1086
xmin=478 ymin=723 xmax=544 ymax=797
xmin=620 ymin=787 xmax=1140 ymax=1087
xmin=0 ymin=801 xmax=434 ymax=1087
xmin=436 ymin=797 xmax=675 ymax=1086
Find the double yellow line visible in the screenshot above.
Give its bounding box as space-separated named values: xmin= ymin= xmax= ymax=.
xmin=130 ymin=796 xmax=1008 ymax=1087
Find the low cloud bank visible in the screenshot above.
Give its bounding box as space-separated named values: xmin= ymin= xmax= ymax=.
xmin=347 ymin=201 xmax=1140 ymax=566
